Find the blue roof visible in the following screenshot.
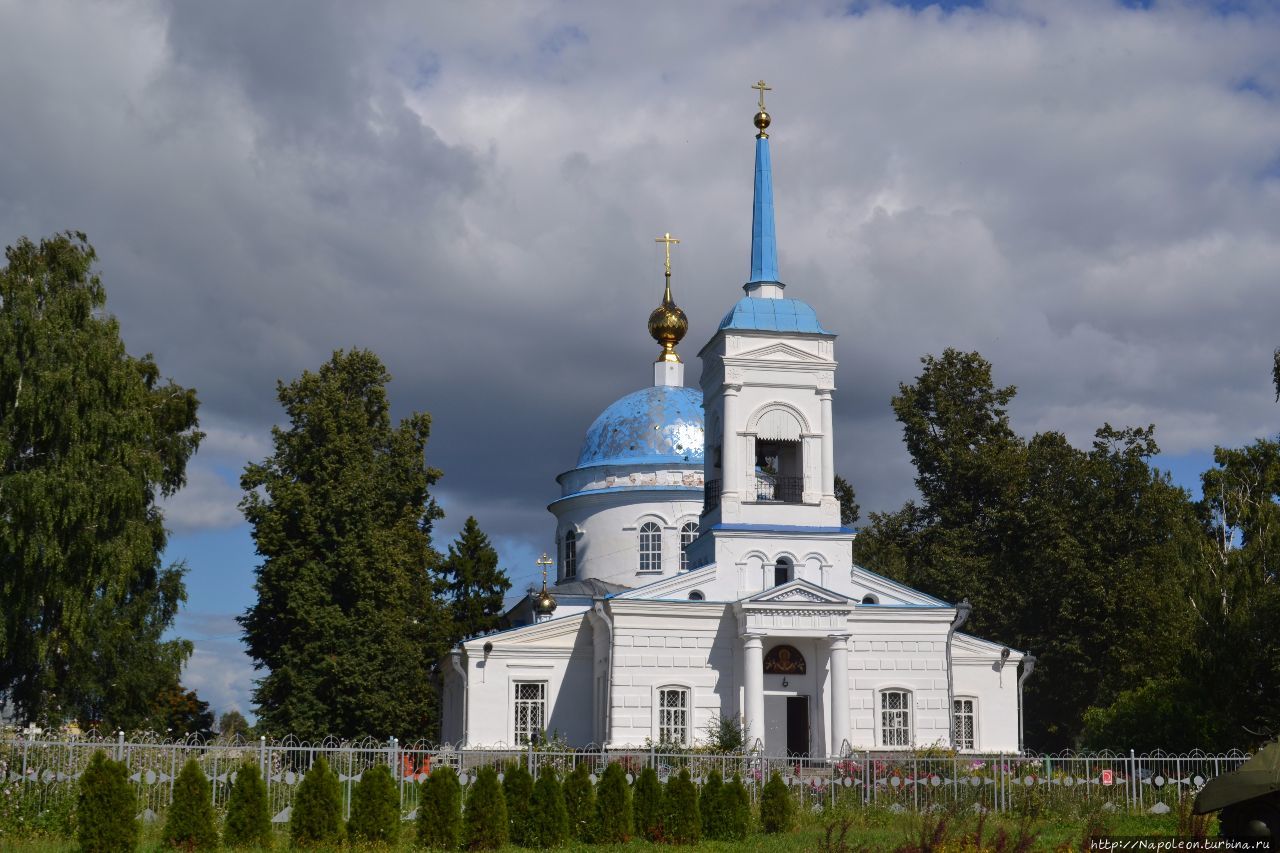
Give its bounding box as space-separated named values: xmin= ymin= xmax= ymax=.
xmin=749 ymin=135 xmax=778 ymax=284
xmin=718 ymin=296 xmax=831 ymax=334
xmin=575 ymin=385 xmax=705 ymax=469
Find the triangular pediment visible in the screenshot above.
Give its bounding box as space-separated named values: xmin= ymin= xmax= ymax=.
xmin=735 ymin=342 xmax=825 ymax=363
xmin=745 ymin=578 xmax=850 ymax=606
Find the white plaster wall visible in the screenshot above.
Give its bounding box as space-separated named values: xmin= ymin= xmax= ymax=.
xmin=953 ymin=658 xmax=1023 ymax=753
xmin=550 ymin=489 xmax=703 ymax=587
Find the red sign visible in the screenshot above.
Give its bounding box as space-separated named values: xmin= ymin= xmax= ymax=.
xmin=1101 ymin=769 xmax=1114 ymax=786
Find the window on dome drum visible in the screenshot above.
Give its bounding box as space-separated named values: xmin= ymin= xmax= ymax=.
xmin=774 ymin=557 xmax=793 ymax=586
xmin=563 ymin=530 xmax=577 ymax=579
xmin=880 ymin=690 xmax=912 ymax=747
xmin=680 ymin=521 xmax=698 ymax=570
xmin=754 ymin=439 xmax=803 ymax=503
xmin=953 ymin=698 xmax=976 ymax=750
xmin=657 ymin=686 xmax=690 ymax=745
xmin=513 ymin=682 xmax=546 ymax=745
xmin=861 ymin=593 xmax=879 ymax=605
xmin=639 ymin=522 xmax=662 ymax=572
xmin=688 ymin=590 xmax=705 ymax=601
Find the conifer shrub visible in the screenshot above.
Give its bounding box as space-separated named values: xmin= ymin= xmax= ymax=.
xmin=700 ymin=767 xmax=724 ymax=840
xmin=562 ymin=762 xmax=596 ymax=841
xmin=759 ymin=770 xmax=794 ymax=834
xmin=591 ymin=761 xmax=633 ymax=843
xmin=76 ymin=750 xmax=139 ymax=853
xmin=289 ymin=755 xmax=343 ymax=846
xmin=661 ymin=767 xmax=701 ymax=845
xmin=721 ymin=773 xmax=752 ymax=840
xmin=462 ymin=765 xmax=508 ymax=850
xmin=347 ymin=762 xmax=399 ymax=845
xmin=162 ymin=758 xmax=219 ymax=850
xmin=502 ymin=762 xmax=535 ymax=846
xmin=632 ymin=766 xmax=664 ymax=842
xmin=223 ymin=762 xmax=272 ymax=849
xmin=417 ymin=765 xmax=461 ymax=850
xmin=527 ymin=769 xmax=570 ymax=849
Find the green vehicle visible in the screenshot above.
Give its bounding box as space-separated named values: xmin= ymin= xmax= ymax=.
xmin=1194 ymin=740 xmax=1280 ymax=846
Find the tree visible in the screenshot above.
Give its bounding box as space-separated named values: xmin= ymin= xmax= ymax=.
xmin=162 ymin=758 xmax=218 ymax=849
xmin=462 ymin=766 xmax=508 ymax=850
xmin=347 ymin=762 xmax=399 ymax=845
xmin=289 ymin=755 xmax=343 ymax=846
xmin=633 ymin=766 xmax=663 ymax=842
xmin=661 ymin=767 xmax=700 ymax=844
xmin=218 ymin=710 xmax=252 ymax=740
xmin=223 ymin=763 xmax=271 ymax=848
xmin=527 ymin=768 xmax=570 ymax=848
xmin=439 ymin=517 xmax=511 ymax=644
xmin=592 ymin=761 xmax=633 ymax=843
xmin=502 ymin=762 xmax=534 ymax=846
xmin=0 ymin=233 xmax=201 ymax=728
xmin=150 ymin=685 xmax=214 ymax=739
xmin=721 ymin=773 xmax=752 ymax=840
xmin=239 ymin=349 xmax=446 ymax=741
xmin=417 ymin=766 xmax=461 ymax=849
xmin=759 ymin=771 xmax=793 ymax=833
xmin=835 ymin=475 xmax=860 ymax=527
xmin=562 ymin=761 xmax=595 ymax=841
xmin=76 ymin=750 xmax=139 ymax=853
xmin=700 ymin=767 xmax=724 ymax=840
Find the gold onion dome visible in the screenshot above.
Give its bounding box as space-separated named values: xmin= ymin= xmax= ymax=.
xmin=650 ymin=232 xmax=688 ymax=363
xmin=754 ymin=110 xmax=771 ymax=135
xmin=534 ymin=587 xmax=557 ymax=616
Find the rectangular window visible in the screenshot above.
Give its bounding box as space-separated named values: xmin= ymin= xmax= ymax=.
xmin=563 ymin=531 xmax=577 ymax=579
xmin=953 ymin=698 xmax=976 ymax=750
xmin=880 ymin=690 xmax=911 ymax=747
xmin=657 ymin=687 xmax=690 ymax=745
xmin=513 ymin=682 xmax=546 ymax=745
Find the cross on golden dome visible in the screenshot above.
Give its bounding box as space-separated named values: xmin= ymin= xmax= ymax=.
xmin=655 ymin=232 xmax=680 ymax=276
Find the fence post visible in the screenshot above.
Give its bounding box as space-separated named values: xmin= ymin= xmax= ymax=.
xmin=1129 ymin=749 xmax=1136 ymax=813
xmin=117 ymin=730 xmax=125 ymax=762
xmin=260 ymin=736 xmax=268 ymax=806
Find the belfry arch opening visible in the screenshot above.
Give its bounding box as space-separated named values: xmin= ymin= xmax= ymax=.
xmin=750 ymin=406 xmax=805 ymax=504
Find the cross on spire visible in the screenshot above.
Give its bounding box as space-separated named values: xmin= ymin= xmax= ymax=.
xmin=654 ymin=232 xmax=680 ymax=276
xmin=752 ymin=79 xmax=772 ymax=111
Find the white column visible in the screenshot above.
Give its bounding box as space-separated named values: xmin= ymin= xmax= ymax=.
xmin=819 ymin=390 xmax=835 ymax=501
xmin=828 ymin=633 xmax=851 ymax=756
xmin=742 ymin=633 xmax=765 ymax=748
xmin=721 ymin=384 xmax=742 ymax=502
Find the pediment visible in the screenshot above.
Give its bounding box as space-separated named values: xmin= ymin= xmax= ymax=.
xmin=735 ymin=342 xmax=825 ymax=363
xmin=746 ymin=579 xmax=849 ymax=606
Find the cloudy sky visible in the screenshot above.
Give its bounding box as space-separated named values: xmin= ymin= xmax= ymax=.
xmin=3 ymin=0 xmax=1279 ymax=722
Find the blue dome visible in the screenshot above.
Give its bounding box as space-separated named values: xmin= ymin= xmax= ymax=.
xmin=576 ymin=386 xmax=704 ymax=469
xmin=718 ymin=296 xmax=830 ymax=334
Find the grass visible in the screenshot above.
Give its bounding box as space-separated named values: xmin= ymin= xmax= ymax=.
xmin=0 ymin=807 xmax=1206 ymax=852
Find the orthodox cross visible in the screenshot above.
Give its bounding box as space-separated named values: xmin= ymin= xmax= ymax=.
xmin=752 ymin=79 xmax=772 ymax=111
xmin=654 ymin=232 xmax=680 ymax=276
xmin=536 ymin=552 xmax=554 ymax=587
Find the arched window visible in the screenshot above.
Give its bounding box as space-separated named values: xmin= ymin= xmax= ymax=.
xmin=638 ymin=522 xmax=662 ymax=573
xmin=773 ymin=556 xmax=793 ymax=586
xmin=688 ymin=590 xmax=705 ymax=601
xmin=680 ymin=521 xmax=698 ymax=570
xmin=880 ymin=690 xmax=912 ymax=747
xmin=657 ymin=686 xmax=690 ymax=745
xmin=563 ymin=530 xmax=577 ymax=579
xmin=861 ymin=593 xmax=879 ymax=605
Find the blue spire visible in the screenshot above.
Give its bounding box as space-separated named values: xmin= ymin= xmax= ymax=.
xmin=748 ymin=133 xmax=779 ymax=285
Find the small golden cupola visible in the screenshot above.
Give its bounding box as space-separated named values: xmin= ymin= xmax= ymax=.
xmin=533 ymin=553 xmax=557 ymax=620
xmin=648 ymin=231 xmax=689 ymax=369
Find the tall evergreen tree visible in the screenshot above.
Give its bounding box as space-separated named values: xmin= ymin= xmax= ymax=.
xmin=834 ymin=475 xmax=860 ymax=527
xmin=440 ymin=517 xmax=510 ymax=643
xmin=239 ymin=349 xmax=446 ymax=740
xmin=0 ymin=233 xmax=201 ymax=728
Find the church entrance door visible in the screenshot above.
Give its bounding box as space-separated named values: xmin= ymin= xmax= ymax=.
xmin=786 ymin=696 xmax=809 ymax=757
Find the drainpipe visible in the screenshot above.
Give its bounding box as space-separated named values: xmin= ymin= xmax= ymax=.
xmin=1017 ymin=654 xmax=1037 ymax=754
xmin=945 ymin=599 xmax=971 ymax=749
xmin=593 ymin=599 xmax=615 ymax=747
xmin=450 ymin=648 xmax=468 ymax=747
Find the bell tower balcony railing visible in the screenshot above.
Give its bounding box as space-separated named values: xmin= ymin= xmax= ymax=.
xmin=752 ymin=475 xmax=804 ymax=504
xmin=702 ymin=479 xmax=722 ymax=515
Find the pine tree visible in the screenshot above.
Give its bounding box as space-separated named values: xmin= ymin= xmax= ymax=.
xmin=76 ymin=750 xmax=139 ymax=853
xmin=632 ymin=766 xmax=663 ymax=842
xmin=239 ymin=349 xmax=446 ymax=741
xmin=0 ymin=233 xmax=201 ymax=729
xmin=439 ymin=517 xmax=511 ymax=644
xmin=661 ymin=767 xmax=700 ymax=844
xmin=417 ymin=766 xmax=461 ymax=850
xmin=759 ymin=771 xmax=793 ymax=834
xmin=347 ymin=762 xmax=399 ymax=845
xmin=835 ymin=475 xmax=861 ymax=526
xmin=502 ymin=762 xmax=535 ymax=846
xmin=700 ymin=767 xmax=724 ymax=840
xmin=721 ymin=773 xmax=752 ymax=840
xmin=162 ymin=758 xmax=218 ymax=849
xmin=592 ymin=761 xmax=633 ymax=843
xmin=289 ymin=755 xmax=343 ymax=846
xmin=223 ymin=762 xmax=271 ymax=848
xmin=527 ymin=769 xmax=570 ymax=849
xmin=562 ymin=762 xmax=595 ymax=841
xmin=462 ymin=766 xmax=508 ymax=850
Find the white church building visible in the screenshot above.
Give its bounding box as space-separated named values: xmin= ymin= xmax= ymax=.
xmin=440 ymin=93 xmax=1031 ymax=757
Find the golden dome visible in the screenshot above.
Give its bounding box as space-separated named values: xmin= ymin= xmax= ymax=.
xmin=648 ymin=276 xmax=688 ymax=363
xmin=754 ymin=110 xmax=771 ymax=136
xmin=533 ymin=587 xmax=557 ymax=615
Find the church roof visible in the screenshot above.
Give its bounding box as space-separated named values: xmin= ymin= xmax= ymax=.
xmin=575 ymin=385 xmax=704 ymax=469
xmin=717 ymin=296 xmax=830 ymax=334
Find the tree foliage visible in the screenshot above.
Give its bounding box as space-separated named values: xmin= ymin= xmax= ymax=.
xmin=0 ymin=232 xmax=201 ymax=728
xmin=150 ymin=686 xmax=214 ymax=739
xmin=347 ymin=762 xmax=399 ymax=845
xmin=223 ymin=763 xmax=271 ymax=849
xmin=592 ymin=762 xmax=633 ymax=843
xmin=759 ymin=771 xmax=793 ymax=834
xmin=289 ymin=755 xmax=343 ymax=846
xmin=462 ymin=766 xmax=507 ymax=850
xmin=661 ymin=767 xmax=700 ymax=844
xmin=76 ymin=750 xmax=138 ymax=853
xmin=502 ymin=762 xmax=534 ymax=847
xmin=239 ymin=349 xmax=445 ymax=741
xmin=721 ymin=773 xmax=752 ymax=840
xmin=417 ymin=766 xmax=461 ymax=850
xmin=835 ymin=475 xmax=860 ymax=526
xmin=439 ymin=517 xmax=510 ymax=644
xmin=218 ymin=710 xmax=251 ymax=740
xmin=700 ymin=767 xmax=724 ymax=840
xmin=527 ymin=769 xmax=570 ymax=849
xmin=633 ymin=766 xmax=663 ymax=842
xmin=162 ymin=758 xmax=218 ymax=850
xmin=562 ymin=761 xmax=595 ymax=841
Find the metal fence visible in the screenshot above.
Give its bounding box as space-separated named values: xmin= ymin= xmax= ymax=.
xmin=0 ymin=732 xmax=1252 ymax=826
